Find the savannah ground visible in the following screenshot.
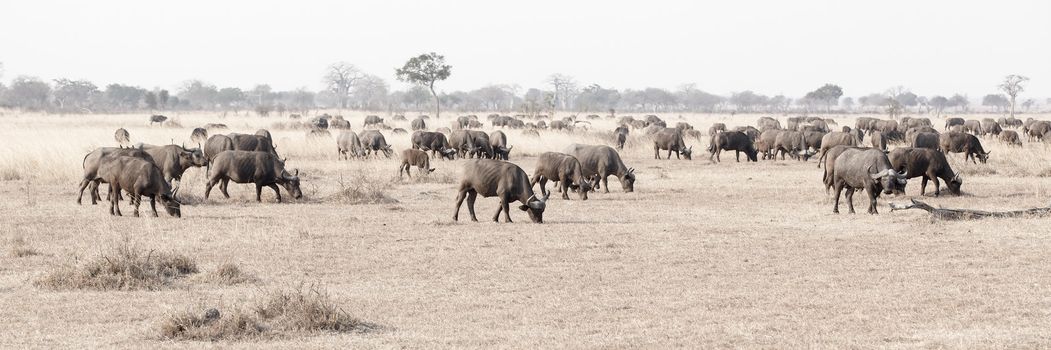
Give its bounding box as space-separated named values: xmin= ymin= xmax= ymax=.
xmin=2 ymin=111 xmax=1051 ymax=348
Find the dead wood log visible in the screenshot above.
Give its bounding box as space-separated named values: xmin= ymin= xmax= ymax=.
xmin=890 ymin=198 xmax=1051 ymax=220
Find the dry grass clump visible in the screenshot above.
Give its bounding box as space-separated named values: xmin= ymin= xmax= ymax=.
xmin=201 ymin=263 xmax=258 ymax=285
xmin=159 ymin=287 xmax=374 ymax=341
xmin=35 ymin=245 xmax=198 ymax=291
xmin=330 ymin=172 xmax=398 ymax=204
xmin=159 ymin=308 xmax=267 ymax=341
xmin=8 ymin=236 xmax=39 ymax=257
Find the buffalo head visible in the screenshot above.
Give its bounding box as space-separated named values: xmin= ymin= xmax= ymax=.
xmin=518 ymin=193 xmax=550 ymax=223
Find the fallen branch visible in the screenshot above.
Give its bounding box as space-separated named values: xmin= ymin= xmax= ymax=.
xmin=890 ymin=199 xmax=1051 ymax=220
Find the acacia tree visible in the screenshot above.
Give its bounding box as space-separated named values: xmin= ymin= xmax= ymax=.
xmin=804 ymin=83 xmax=843 ymax=113
xmin=324 ymin=62 xmax=363 ymax=109
xmin=998 ymin=74 xmax=1029 ymax=117
xmin=395 ymin=52 xmax=451 ymax=118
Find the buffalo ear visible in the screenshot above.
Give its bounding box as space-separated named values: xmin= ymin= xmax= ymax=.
xmin=518 ymin=204 xmax=529 ymax=211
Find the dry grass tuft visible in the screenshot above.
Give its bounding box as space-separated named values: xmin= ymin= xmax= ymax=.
xmin=35 ymin=245 xmax=198 ymax=291
xmin=330 ymin=172 xmax=398 ymax=204
xmin=159 ymin=308 xmax=267 ymax=341
xmin=159 ymin=286 xmax=375 ymax=341
xmin=201 ymin=263 xmax=259 ymax=285
xmin=8 ymin=236 xmax=39 ymax=257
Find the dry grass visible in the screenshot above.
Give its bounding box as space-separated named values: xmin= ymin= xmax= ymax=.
xmin=35 ymin=244 xmax=198 ymax=291
xmin=200 ymin=262 xmax=258 ymax=285
xmin=6 ymin=111 xmax=1051 ymax=348
xmin=7 ymin=236 xmax=39 ymax=257
xmin=159 ymin=286 xmax=374 ymax=341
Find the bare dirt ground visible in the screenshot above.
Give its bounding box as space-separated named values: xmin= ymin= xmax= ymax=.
xmin=2 ymin=111 xmax=1051 ymax=348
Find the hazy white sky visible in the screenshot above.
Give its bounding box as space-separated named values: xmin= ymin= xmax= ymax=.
xmin=1 ymin=0 xmax=1048 ymax=98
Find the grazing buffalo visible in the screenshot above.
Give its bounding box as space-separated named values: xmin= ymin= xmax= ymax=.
xmin=564 ymin=144 xmax=636 ymax=193
xmin=1026 ymin=121 xmax=1050 ymax=141
xmin=411 ymin=118 xmax=427 ymax=131
xmin=774 ymin=130 xmax=811 ymax=161
xmin=149 ymin=115 xmax=168 ymax=125
xmin=802 ymin=130 xmax=826 ymax=153
xmin=203 ymin=134 xmax=235 ymax=167
xmin=734 ymin=126 xmax=761 ymax=141
xmin=465 ymin=131 xmax=494 ymax=159
xmin=205 ymin=151 xmax=301 ymax=202
xmin=653 ymin=128 xmax=692 ymax=160
xmin=614 ymin=126 xmax=630 ymax=150
xmin=982 ymin=121 xmax=1003 ymax=137
xmin=1000 ymin=130 xmax=1022 ymax=147
xmin=98 ymin=156 xmax=181 ymax=217
xmin=831 ymin=148 xmax=907 ymax=214
xmin=203 ymin=123 xmax=229 ymax=131
xmin=911 ymin=132 xmax=940 ymax=150
xmin=856 ymin=117 xmax=877 ymax=133
xmin=709 ymin=131 xmax=758 ymax=162
xmin=531 ymin=152 xmax=592 ymax=200
xmin=190 ymin=128 xmax=208 ymax=144
xmin=363 ymin=115 xmax=384 ymax=127
xmin=399 ymin=149 xmax=433 ymax=178
xmin=310 ymin=116 xmax=329 ymax=129
xmin=676 ymin=122 xmax=694 ymax=131
xmin=140 ymin=144 xmax=208 ymax=197
xmin=888 ymin=147 xmax=962 ymax=196
xmin=329 ymin=117 xmax=351 ymax=129
xmin=114 ymin=128 xmax=130 ymax=147
xmin=337 ymin=131 xmax=366 ymax=159
xmin=939 ymin=132 xmax=989 ymax=164
xmin=359 ymin=130 xmax=393 ymax=158
xmin=787 ymin=116 xmax=806 ymax=131
xmin=489 ymin=130 xmax=511 ymax=160
xmin=944 ymin=117 xmax=965 ymax=130
xmin=228 ymin=133 xmax=277 ymax=155
xmin=411 ymin=131 xmax=457 ymax=159
xmin=448 ymin=130 xmax=472 ymax=158
xmin=453 ymin=159 xmax=549 ymax=223
xmin=77 ymin=147 xmax=155 ymax=205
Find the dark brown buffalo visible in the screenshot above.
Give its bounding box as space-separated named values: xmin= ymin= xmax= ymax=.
xmin=564 ymin=144 xmax=635 ymax=193
xmin=832 ymin=148 xmax=907 ymax=214
xmin=337 ymin=131 xmax=366 ymax=159
xmin=911 ymin=132 xmax=940 ymax=150
xmin=774 ymin=130 xmax=812 ymax=161
xmin=939 ymin=132 xmax=989 ymax=164
xmin=411 ymin=131 xmax=456 ymax=159
xmin=203 ymin=134 xmax=235 ymax=167
xmin=531 ymin=152 xmax=592 ymax=200
xmin=709 ymin=131 xmax=758 ymax=162
xmin=140 ymin=144 xmax=208 ymax=197
xmin=399 ymin=149 xmax=433 ymax=178
xmin=1000 ymin=130 xmax=1022 ymax=146
xmin=888 ymin=147 xmax=962 ymax=196
xmin=359 ymin=130 xmax=393 ymax=158
xmin=204 ymin=151 xmax=301 ymax=202
xmin=453 ymin=159 xmax=549 ymax=223
xmin=77 ymin=147 xmax=155 ymax=205
xmin=944 ymin=117 xmax=965 ymax=130
xmin=466 ymin=130 xmax=495 ymax=159
xmin=982 ymin=121 xmax=1002 ymax=136
xmin=734 ymin=126 xmax=761 ymax=141
xmin=653 ymin=128 xmax=692 ymax=160
xmin=802 ymin=130 xmax=826 ymax=153
xmin=489 ymin=130 xmax=512 ymax=160
xmin=98 ymin=156 xmax=181 ymax=217
xmin=114 ymin=128 xmax=130 ymax=147
xmin=448 ymin=130 xmax=472 ymax=158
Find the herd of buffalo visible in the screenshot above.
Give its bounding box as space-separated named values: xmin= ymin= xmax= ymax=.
xmin=75 ymin=112 xmax=1042 ymax=220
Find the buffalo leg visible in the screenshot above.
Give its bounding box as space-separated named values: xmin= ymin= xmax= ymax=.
xmin=110 ymin=184 xmax=122 ymax=216
xmin=602 ymin=174 xmax=610 ymax=193
xmin=845 ymin=188 xmax=856 ymax=214
xmin=76 ymin=178 xmax=91 ymax=205
xmin=149 ymin=196 xmax=159 ymax=217
xmin=654 ymin=145 xmax=660 ymax=159
xmin=502 ymin=199 xmax=513 ymax=223
xmin=492 ymin=198 xmax=504 ymax=222
xmin=204 ymin=176 xmax=219 ymax=199
xmin=255 ymin=184 xmax=264 ymax=202
xmin=537 ymin=177 xmax=549 ymax=197
xmin=833 ymin=181 xmax=844 ymax=214
xmin=932 ymin=177 xmax=941 ymax=197
xmin=920 ymin=177 xmax=928 ymax=196
xmin=220 ymin=179 xmax=231 ymax=198
xmin=269 ymin=184 xmax=282 ymax=202
xmin=867 ymin=188 xmax=878 ymax=214
xmin=452 ymin=188 xmax=467 ymax=221
xmin=669 ymin=149 xmax=675 ymax=159
xmin=466 ymin=190 xmax=478 ymax=222
xmin=735 ymin=150 xmax=741 ymax=162
xmin=560 ymin=179 xmax=571 ymax=200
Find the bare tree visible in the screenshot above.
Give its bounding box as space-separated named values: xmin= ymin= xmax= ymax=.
xmin=324 ymin=62 xmax=363 ymax=109
xmin=501 ymin=84 xmax=521 ymax=110
xmin=547 ymin=74 xmax=577 ymax=110
xmin=999 ymin=74 xmax=1029 ymax=117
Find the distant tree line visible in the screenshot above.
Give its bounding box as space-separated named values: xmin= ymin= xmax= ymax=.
xmin=0 ymin=60 xmax=1041 ymax=116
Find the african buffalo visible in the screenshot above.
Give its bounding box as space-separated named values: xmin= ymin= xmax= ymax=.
xmin=359 ymin=130 xmax=393 ymax=158
xmin=831 ymin=148 xmax=907 ymax=214
xmin=888 ymin=147 xmax=962 ymax=196
xmin=140 ymin=144 xmax=208 ymax=197
xmin=653 ymin=128 xmax=692 ymax=160
xmin=453 ymin=159 xmax=549 ymax=223
xmin=939 ymin=132 xmax=989 ymax=164
xmin=399 ymin=149 xmax=434 ymax=178
xmin=77 ymin=147 xmax=155 ymax=205
xmin=98 ymin=156 xmax=181 ymax=217
xmin=337 ymin=131 xmax=366 ymax=159
xmin=709 ymin=131 xmax=758 ymax=162
xmin=564 ymin=144 xmax=635 ymax=193
xmin=204 ymin=151 xmax=301 ymax=202
xmin=531 ymin=152 xmax=592 ymax=200
xmin=115 ymin=128 xmax=130 ymax=147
